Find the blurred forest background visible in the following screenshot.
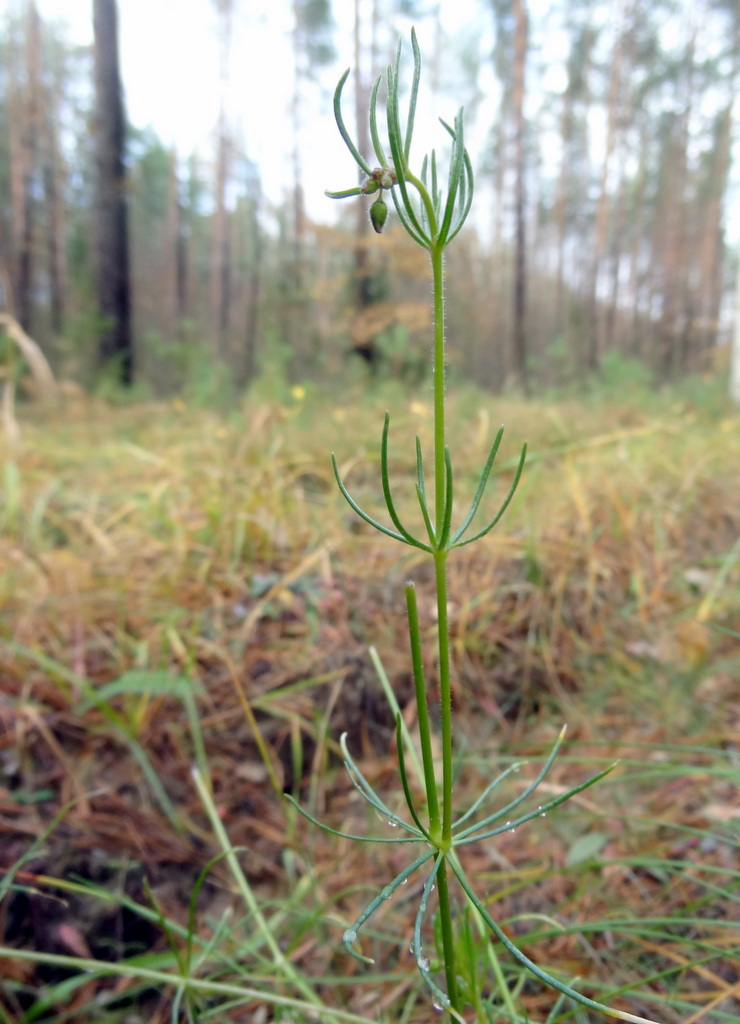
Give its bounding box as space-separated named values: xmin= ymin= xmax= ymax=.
xmin=1 ymin=0 xmax=739 ymax=402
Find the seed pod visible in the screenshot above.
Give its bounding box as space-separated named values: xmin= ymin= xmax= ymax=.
xmin=370 ymin=196 xmax=388 ymax=234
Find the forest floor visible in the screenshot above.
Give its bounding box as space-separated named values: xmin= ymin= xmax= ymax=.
xmin=0 ymin=384 xmax=739 ymax=1023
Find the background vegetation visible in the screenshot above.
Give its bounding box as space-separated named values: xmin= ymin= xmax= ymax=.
xmin=0 ymin=1 xmax=738 ymax=1021
xmin=1 ymin=0 xmax=739 ymax=399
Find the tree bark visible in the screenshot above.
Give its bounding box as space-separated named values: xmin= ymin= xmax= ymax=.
xmin=731 ymin=248 xmax=740 ymax=405
xmin=92 ymin=0 xmax=133 ymax=384
xmin=586 ymin=3 xmax=629 ymax=373
xmin=511 ymin=0 xmax=529 ymax=394
xmin=43 ymin=57 xmax=68 ymax=337
xmin=9 ymin=2 xmax=42 ymax=332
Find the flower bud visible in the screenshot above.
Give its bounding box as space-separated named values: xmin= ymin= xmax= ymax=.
xmin=370 ymin=196 xmax=388 ymax=234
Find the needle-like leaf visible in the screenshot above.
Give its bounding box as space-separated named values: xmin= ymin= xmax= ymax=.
xmin=452 ymin=442 xmax=527 ymax=549
xmin=332 ymin=69 xmax=373 ymax=176
xmin=449 ymin=856 xmax=661 ymax=1024
xmin=396 ymin=716 xmax=431 ymax=840
xmin=369 ymin=75 xmax=387 ymax=167
xmin=284 ymin=795 xmax=421 ymax=844
xmin=325 ymin=186 xmax=364 ymax=199
xmin=438 ymin=108 xmax=466 ymax=245
xmin=436 ymin=447 xmax=454 ymax=550
xmin=416 ymin=481 xmax=437 ymax=546
xmin=332 ymin=454 xmax=406 ymax=543
xmin=450 ymin=425 xmax=505 ymax=544
xmin=343 ymin=850 xmax=435 ymax=963
xmin=380 ymin=413 xmax=432 ymax=551
xmin=404 ymin=28 xmax=422 ymax=162
xmin=412 ymin=853 xmax=450 ymax=1009
xmin=454 ymin=726 xmax=566 ymax=841
xmin=454 ymin=763 xmax=619 ymax=846
xmin=385 ymin=61 xmax=427 ymax=241
xmin=451 ymin=762 xmax=525 ymax=830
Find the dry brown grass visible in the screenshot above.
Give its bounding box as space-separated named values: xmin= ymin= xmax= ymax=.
xmin=1 ymin=388 xmax=738 ymax=1021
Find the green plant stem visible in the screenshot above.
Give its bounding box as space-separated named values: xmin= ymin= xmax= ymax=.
xmin=429 ymin=236 xmax=460 ymax=1015
xmin=405 ymin=584 xmax=440 ymax=832
xmin=431 ymin=244 xmax=446 ymax=531
xmin=434 ymin=552 xmax=453 ymax=842
xmin=435 ymin=858 xmax=460 ymax=1011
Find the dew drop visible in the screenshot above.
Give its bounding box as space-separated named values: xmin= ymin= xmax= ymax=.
xmin=432 ymin=997 xmax=449 ymax=1012
xmin=401 ymin=877 xmax=408 ymax=885
xmin=430 ymin=883 xmax=436 ymax=891
xmin=343 ymin=929 xmax=357 ymax=944
xmin=387 ymin=819 xmax=398 ymax=828
xmin=417 ymin=954 xmax=431 ymax=971
xmin=508 ymin=825 xmax=516 ymax=833
xmin=513 ymin=764 xmax=521 ymax=773
xmin=381 ymin=885 xmax=393 ymax=900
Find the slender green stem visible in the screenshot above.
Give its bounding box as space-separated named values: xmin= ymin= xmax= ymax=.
xmin=436 ymin=858 xmax=460 ymax=1012
xmin=431 ymin=245 xmax=446 ymax=532
xmin=406 ymin=583 xmax=440 ymax=837
xmin=429 ymin=227 xmax=459 ymax=1015
xmin=434 ymin=552 xmax=454 ymax=843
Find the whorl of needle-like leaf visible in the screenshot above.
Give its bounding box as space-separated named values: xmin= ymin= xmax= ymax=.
xmin=325 ymin=29 xmax=474 ymax=251
xmin=332 ymin=414 xmax=526 ymax=554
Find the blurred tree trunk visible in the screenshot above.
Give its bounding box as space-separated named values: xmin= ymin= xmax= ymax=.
xmin=627 ymin=135 xmax=648 ymax=360
xmin=554 ymin=20 xmax=594 ymax=350
xmin=731 ymin=250 xmax=740 ymax=405
xmin=511 ymin=0 xmax=529 ymax=394
xmin=586 ymin=4 xmax=628 ymax=373
xmin=210 ymin=0 xmax=232 ymax=359
xmin=242 ymin=195 xmax=261 ymax=386
xmin=163 ymin=149 xmax=182 ymax=341
xmin=694 ymin=102 xmax=732 ymax=368
xmin=169 ymin=150 xmax=188 ymax=325
xmin=92 ymin=0 xmax=133 ymax=384
xmin=8 ymin=1 xmax=42 ymax=332
xmin=42 ymin=70 xmax=67 ymax=337
xmin=291 ymin=0 xmax=306 ymax=288
xmin=211 ymin=125 xmax=230 ymax=352
xmin=657 ymin=30 xmax=694 ymax=381
xmin=489 ymin=0 xmax=513 ymax=350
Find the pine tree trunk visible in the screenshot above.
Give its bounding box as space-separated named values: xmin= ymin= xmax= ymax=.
xmin=586 ymin=4 xmax=628 ymax=373
xmin=9 ymin=2 xmax=42 ymax=332
xmin=731 ymin=250 xmax=740 ymax=405
xmin=92 ymin=0 xmax=133 ymax=384
xmin=511 ymin=0 xmax=529 ymax=394
xmin=210 ymin=120 xmax=230 ymax=355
